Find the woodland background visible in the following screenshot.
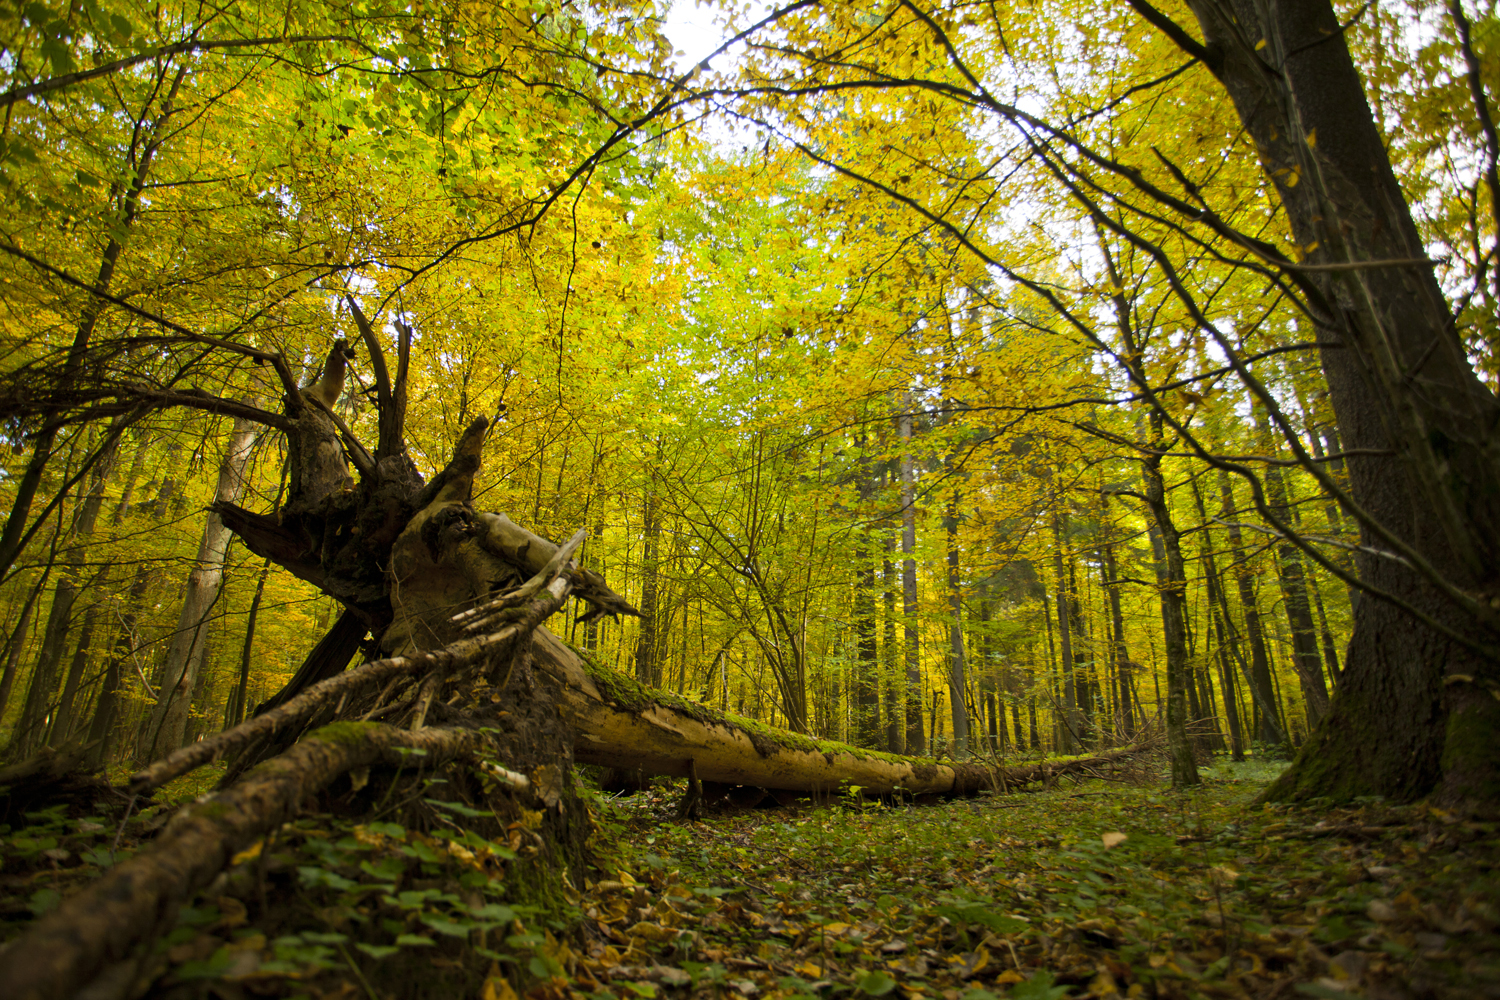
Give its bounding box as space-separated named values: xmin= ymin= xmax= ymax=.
xmin=0 ymin=0 xmax=1491 ymax=772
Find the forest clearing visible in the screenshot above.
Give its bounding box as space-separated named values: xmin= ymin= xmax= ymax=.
xmin=3 ymin=0 xmax=1500 ymax=996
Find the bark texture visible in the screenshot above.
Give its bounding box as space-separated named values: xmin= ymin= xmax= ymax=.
xmin=1174 ymin=0 xmax=1500 ymax=805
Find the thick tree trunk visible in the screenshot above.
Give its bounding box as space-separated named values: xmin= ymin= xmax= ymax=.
xmin=1171 ymin=0 xmax=1500 ymax=807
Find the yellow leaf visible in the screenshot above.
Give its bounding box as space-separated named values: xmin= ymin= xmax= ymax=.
xmin=796 ymin=963 xmax=823 ymax=978
xmin=995 ymin=970 xmax=1024 ymax=985
xmin=1305 ymin=128 xmax=1317 ymax=148
xmin=1255 ymin=38 xmax=1268 ymax=51
xmin=1101 ymin=831 xmax=1128 ymax=849
xmin=482 ymin=973 xmax=520 ymax=1000
xmin=231 ymin=840 xmax=264 ymax=865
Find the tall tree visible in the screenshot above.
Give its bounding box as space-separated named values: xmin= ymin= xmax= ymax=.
xmin=143 ymin=414 xmax=258 ymax=759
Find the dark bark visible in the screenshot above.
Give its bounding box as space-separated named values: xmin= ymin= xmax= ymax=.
xmin=1261 ymin=433 xmax=1331 ymax=728
xmin=13 ymin=580 xmax=79 ymax=758
xmin=1191 ymin=479 xmax=1245 ymax=761
xmin=251 ymin=608 xmax=368 ymax=718
xmin=1049 ymin=516 xmax=1074 ymax=751
xmin=853 ymin=452 xmax=879 ymax=747
xmin=1166 ymin=0 xmax=1500 ymax=806
xmin=1218 ymin=471 xmax=1284 ymax=746
xmin=0 ymin=574 xmax=44 ymax=721
xmin=1141 ymin=430 xmax=1199 ymax=787
xmin=83 ymin=564 xmax=151 ymax=769
xmin=227 ymin=556 xmax=272 ymax=728
xmin=882 ymin=531 xmax=903 ymax=753
xmin=48 ymin=597 xmax=100 ymax=743
xmin=944 ymin=493 xmax=970 ymax=756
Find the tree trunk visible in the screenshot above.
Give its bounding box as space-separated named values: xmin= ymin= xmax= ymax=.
xmin=882 ymin=529 xmax=903 ymax=752
xmin=1261 ymin=428 xmax=1332 ymax=728
xmin=898 ymin=404 xmax=924 ymax=753
xmin=83 ymin=564 xmax=152 ymax=769
xmin=1171 ymin=0 xmax=1500 ymax=807
xmin=226 ymin=556 xmax=272 ymax=729
xmin=1101 ymin=541 xmax=1134 ymax=738
xmin=1191 ymin=479 xmax=1245 ymax=761
xmin=48 ymin=596 xmax=101 ymax=744
xmin=1049 ymin=513 xmax=1078 ymax=752
xmin=1217 ymin=470 xmax=1284 ymax=747
xmin=13 ymin=580 xmax=79 ymax=758
xmin=0 ymin=574 xmax=45 ymax=722
xmin=944 ymin=493 xmax=969 ymax=757
xmin=144 ymin=415 xmax=258 ymax=760
xmin=633 ymin=485 xmax=661 ymax=687
xmin=1141 ymin=439 xmax=1199 ymax=787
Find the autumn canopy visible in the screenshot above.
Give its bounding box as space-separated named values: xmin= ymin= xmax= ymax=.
xmin=0 ymin=0 xmax=1498 ymax=996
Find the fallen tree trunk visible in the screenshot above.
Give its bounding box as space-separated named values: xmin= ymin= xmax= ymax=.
xmin=528 ymin=628 xmax=1152 ymax=796
xmin=0 ymin=617 xmax=1152 ymax=1000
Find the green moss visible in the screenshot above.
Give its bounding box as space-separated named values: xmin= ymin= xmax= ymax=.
xmin=307 ymin=721 xmax=381 ymax=745
xmin=1439 ymin=692 xmax=1500 ymax=805
xmin=1257 ymin=726 xmax=1367 ymax=805
xmin=567 ymin=643 xmax=934 ymax=767
xmin=192 ymin=801 xmax=232 ymax=820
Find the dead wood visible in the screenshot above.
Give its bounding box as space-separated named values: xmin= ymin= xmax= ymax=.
xmin=0 ymin=724 xmax=494 ymax=1000
xmin=0 ymin=739 xmax=110 ymax=817
xmin=524 ymin=632 xmax=1158 ymax=798
xmin=129 ymin=577 xmax=571 ymax=795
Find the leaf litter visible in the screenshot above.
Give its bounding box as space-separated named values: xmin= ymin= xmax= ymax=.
xmin=584 ymin=762 xmax=1499 ymax=1000
xmin=2 ymin=759 xmax=1498 ymax=998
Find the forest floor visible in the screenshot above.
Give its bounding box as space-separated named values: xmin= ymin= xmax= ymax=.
xmin=2 ymin=756 xmax=1498 ymax=1000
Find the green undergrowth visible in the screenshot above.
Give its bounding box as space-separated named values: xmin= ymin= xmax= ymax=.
xmin=3 ymin=757 xmax=1498 ymax=999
